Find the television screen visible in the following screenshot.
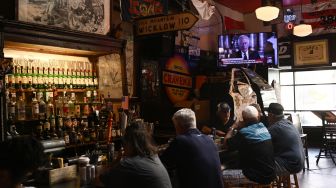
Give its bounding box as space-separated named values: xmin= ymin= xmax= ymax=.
xmin=218 ymin=32 xmax=278 ymax=66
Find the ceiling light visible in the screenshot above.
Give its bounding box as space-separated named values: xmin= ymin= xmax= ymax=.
xmin=293 ymin=23 xmax=312 ymax=37
xmin=255 ymin=6 xmax=280 ymax=21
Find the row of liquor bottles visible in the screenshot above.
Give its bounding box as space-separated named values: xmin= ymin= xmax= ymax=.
xmin=6 ymin=90 xmax=100 ymax=122
xmin=5 ymin=59 xmax=98 ymax=90
xmin=7 ymin=112 xmax=123 ymax=145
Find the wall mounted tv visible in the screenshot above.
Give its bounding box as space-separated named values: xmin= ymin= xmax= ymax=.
xmin=218 ymin=32 xmax=278 ymax=66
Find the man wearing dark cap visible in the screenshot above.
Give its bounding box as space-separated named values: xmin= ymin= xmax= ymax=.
xmin=267 ymin=103 xmax=304 ymax=175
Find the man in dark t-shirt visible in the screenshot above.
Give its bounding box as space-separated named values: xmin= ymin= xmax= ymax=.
xmin=161 ymin=108 xmax=224 ymax=188
xmin=223 ymin=106 xmax=276 ymax=185
xmin=202 ymin=102 xmax=234 ymax=136
xmin=267 ymin=103 xmax=304 ymax=175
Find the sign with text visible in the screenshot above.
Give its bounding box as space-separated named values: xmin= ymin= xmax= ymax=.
xmin=121 ymin=0 xmax=168 ymax=21
xmin=163 ymin=71 xmax=192 ymax=89
xmin=136 ymin=12 xmax=198 ymax=36
xmin=163 ymin=55 xmax=192 ymax=104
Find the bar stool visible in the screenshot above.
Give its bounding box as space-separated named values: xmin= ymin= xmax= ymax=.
xmin=273 ymin=174 xmax=299 ymax=188
xmin=224 ymin=181 xmax=272 ymax=188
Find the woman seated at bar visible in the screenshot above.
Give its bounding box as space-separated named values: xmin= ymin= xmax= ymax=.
xmin=100 ymin=121 xmax=172 ymax=188
xmin=201 ymin=102 xmax=234 ymax=136
xmin=0 ymin=136 xmax=46 ymax=188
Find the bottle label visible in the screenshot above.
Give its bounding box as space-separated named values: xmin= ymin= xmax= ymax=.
xmin=75 ymin=105 xmax=81 ymax=116
xmin=32 ymin=104 xmax=39 ymax=114
xmin=64 ymin=135 xmax=70 ymax=144
xmin=5 ymin=75 xmax=9 ymax=84
xmin=9 ymin=106 xmax=15 ymax=114
xmin=22 ymin=76 xmax=28 ymax=84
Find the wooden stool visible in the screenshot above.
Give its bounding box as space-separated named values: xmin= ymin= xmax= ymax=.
xmin=273 ymin=174 xmax=299 ymax=188
xmin=224 ymin=180 xmax=272 ymax=188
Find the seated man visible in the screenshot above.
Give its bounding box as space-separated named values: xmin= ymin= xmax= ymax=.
xmin=161 ymin=108 xmax=224 ymax=188
xmin=267 ymin=103 xmax=305 ymax=175
xmin=223 ymin=106 xmax=275 ymax=185
xmin=202 ymin=102 xmax=234 ymax=136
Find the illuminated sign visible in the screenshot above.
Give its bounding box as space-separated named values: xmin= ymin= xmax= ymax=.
xmin=121 ymin=0 xmax=168 ymax=21
xmin=163 ymin=55 xmax=192 ymax=104
xmin=284 ymin=9 xmax=296 ymax=23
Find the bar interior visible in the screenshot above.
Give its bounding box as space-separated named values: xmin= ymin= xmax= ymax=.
xmin=0 ymin=0 xmax=336 ymax=188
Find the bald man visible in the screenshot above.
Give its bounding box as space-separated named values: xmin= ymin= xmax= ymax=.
xmin=223 ymin=106 xmax=275 ymax=185
xmin=233 ymin=35 xmax=260 ymax=60
xmin=161 ymin=108 xmax=224 ymax=188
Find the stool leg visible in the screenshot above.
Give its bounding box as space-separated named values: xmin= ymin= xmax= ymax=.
xmin=293 ymin=174 xmax=299 ymax=188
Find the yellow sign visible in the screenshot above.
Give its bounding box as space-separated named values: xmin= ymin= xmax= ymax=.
xmin=136 ymin=12 xmax=198 ymax=36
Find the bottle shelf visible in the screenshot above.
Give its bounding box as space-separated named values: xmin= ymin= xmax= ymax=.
xmin=6 ymin=88 xmax=96 ymax=93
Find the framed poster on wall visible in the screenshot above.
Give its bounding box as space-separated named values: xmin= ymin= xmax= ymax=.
xmin=293 ymin=39 xmax=330 ymax=67
xmin=18 ymin=0 xmax=110 ymax=35
xmin=98 ymin=54 xmax=123 ymax=98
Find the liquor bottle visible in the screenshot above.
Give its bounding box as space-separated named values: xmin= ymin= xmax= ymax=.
xmin=42 ymin=67 xmax=48 ymax=90
xmin=8 ymin=92 xmax=16 ymax=119
xmin=36 ymin=67 xmax=42 ymax=89
xmin=93 ymin=69 xmax=98 ymax=89
xmin=27 ymin=65 xmax=33 ymax=89
xmin=63 ymin=93 xmax=70 ymax=117
xmin=68 ymin=93 xmax=76 ymax=117
xmin=83 ymin=97 xmax=90 ymax=117
xmin=43 ymin=119 xmax=51 ymax=140
xmin=56 ymin=113 xmax=64 ymax=138
xmin=64 ymin=129 xmax=70 ymax=145
xmin=14 ymin=66 xmax=21 ymax=89
xmin=49 ymin=114 xmax=58 ymax=139
xmin=17 ymin=96 xmax=26 ymax=121
xmin=38 ymin=92 xmax=47 ymax=120
xmin=55 ymin=96 xmax=63 ymax=117
xmin=21 ymin=66 xmax=28 ymax=89
xmin=36 ymin=121 xmax=44 ymax=140
xmin=47 ymin=94 xmax=55 ymax=118
xmin=56 ymin=68 xmax=61 ymax=89
xmin=31 ymin=93 xmax=40 ymax=120
xmin=32 ymin=67 xmax=38 ymax=89
xmin=6 ymin=73 xmax=15 ymax=89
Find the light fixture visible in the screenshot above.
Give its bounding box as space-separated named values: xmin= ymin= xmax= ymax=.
xmin=293 ymin=21 xmax=312 ymax=37
xmin=255 ymin=6 xmax=280 ymax=21
xmin=293 ymin=0 xmax=313 ymax=37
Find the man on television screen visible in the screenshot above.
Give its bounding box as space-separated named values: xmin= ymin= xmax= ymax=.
xmin=233 ymin=35 xmax=260 ymax=60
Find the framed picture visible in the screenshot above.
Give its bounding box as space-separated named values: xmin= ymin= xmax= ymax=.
xmin=293 ymin=39 xmax=330 ymax=67
xmin=18 ymin=0 xmax=110 ymax=35
xmin=98 ymin=53 xmax=123 ymax=98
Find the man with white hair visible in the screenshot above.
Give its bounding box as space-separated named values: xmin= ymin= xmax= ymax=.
xmin=222 ymin=106 xmax=275 ymax=185
xmin=233 ymin=35 xmax=260 ymax=60
xmin=161 ymin=108 xmax=224 ymax=188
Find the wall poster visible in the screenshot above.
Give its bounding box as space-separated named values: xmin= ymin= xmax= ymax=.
xmin=294 ymin=39 xmax=330 ymax=67
xmin=98 ymin=54 xmax=123 ymax=98
xmin=18 ymin=0 xmax=110 ymax=35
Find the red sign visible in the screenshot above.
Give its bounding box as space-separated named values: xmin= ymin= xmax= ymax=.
xmin=162 ymin=71 xmax=192 ymax=89
xmin=121 ymin=0 xmax=168 ymax=21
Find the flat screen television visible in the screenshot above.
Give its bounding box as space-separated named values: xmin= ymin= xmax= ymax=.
xmin=218 ymin=32 xmax=278 ymax=66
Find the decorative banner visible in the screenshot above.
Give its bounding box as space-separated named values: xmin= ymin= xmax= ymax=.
xmin=278 ymin=1 xmax=336 ymax=37
xmin=136 ymin=12 xmax=198 ymax=36
xmin=163 ymin=55 xmax=192 ymax=104
xmin=121 ymin=0 xmax=168 ymax=21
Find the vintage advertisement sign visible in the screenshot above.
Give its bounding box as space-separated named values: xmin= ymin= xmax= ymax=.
xmin=121 ymin=0 xmax=168 ymax=21
xmin=163 ymin=55 xmax=192 ymax=104
xmin=136 ymin=12 xmax=198 ymax=36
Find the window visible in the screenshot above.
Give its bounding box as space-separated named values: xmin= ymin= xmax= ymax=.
xmin=278 ymin=68 xmax=336 ymax=126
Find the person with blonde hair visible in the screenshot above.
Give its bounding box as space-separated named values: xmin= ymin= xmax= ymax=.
xmin=161 ymin=108 xmax=224 ymax=188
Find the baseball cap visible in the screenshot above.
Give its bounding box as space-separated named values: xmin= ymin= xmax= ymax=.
xmin=267 ymin=103 xmax=284 ymax=116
